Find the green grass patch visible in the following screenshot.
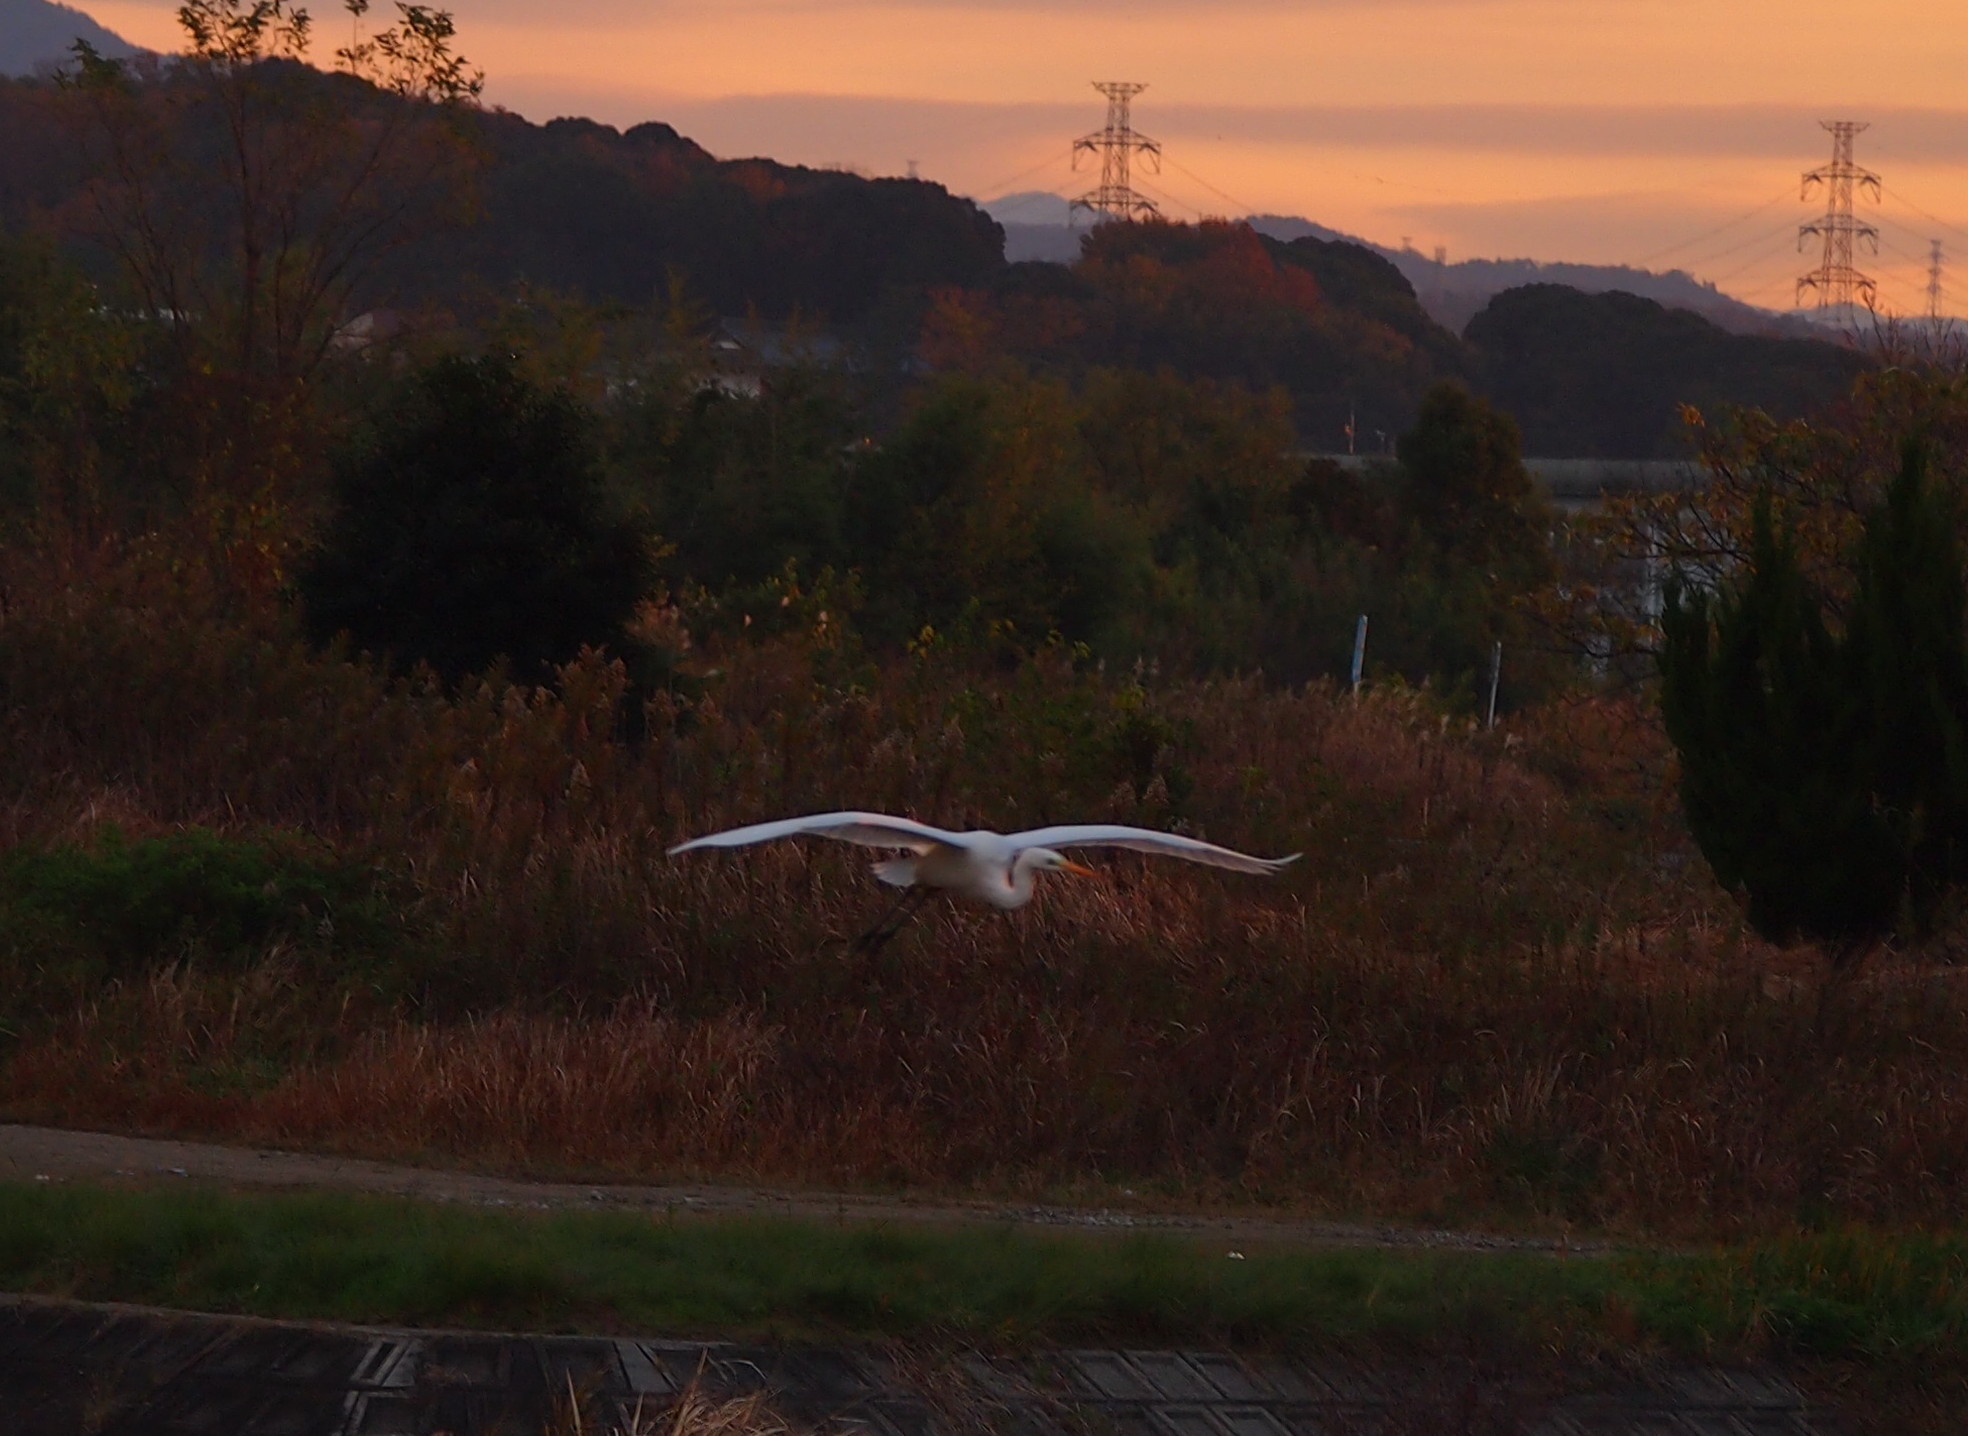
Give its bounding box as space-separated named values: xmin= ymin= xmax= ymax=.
xmin=1 ymin=1181 xmax=1965 ymax=1363
xmin=0 ymin=826 xmax=413 ymax=982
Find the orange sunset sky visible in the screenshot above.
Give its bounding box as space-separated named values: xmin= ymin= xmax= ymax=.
xmin=77 ymin=0 xmax=1968 ymax=314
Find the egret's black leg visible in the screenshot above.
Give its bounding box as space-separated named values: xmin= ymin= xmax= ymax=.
xmin=869 ymin=887 xmax=932 ymax=953
xmin=853 ymin=886 xmax=931 ymax=955
xmin=852 ymin=886 xmax=916 ymax=947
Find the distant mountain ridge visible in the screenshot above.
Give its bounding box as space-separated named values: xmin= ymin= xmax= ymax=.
xmin=982 ymin=191 xmax=1808 ymax=339
xmin=0 ymin=0 xmax=138 ymax=75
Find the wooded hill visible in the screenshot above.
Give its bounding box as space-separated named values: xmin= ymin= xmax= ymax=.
xmin=0 ymin=63 xmax=1004 ymax=328
xmin=1468 ymin=285 xmax=1871 ymax=458
xmin=945 ymin=222 xmax=1865 ymax=457
xmin=423 ymin=112 xmax=1005 ymax=324
xmin=0 ymin=59 xmax=1867 ymax=456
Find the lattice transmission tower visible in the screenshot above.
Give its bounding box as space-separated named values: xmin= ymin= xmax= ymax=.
xmin=1797 ymin=120 xmax=1881 ymax=312
xmin=1071 ymin=82 xmax=1161 ymax=222
xmin=1928 ymin=239 xmax=1946 ymax=320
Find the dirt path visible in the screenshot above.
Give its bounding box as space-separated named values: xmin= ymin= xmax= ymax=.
xmin=0 ymin=1122 xmax=1601 ymax=1254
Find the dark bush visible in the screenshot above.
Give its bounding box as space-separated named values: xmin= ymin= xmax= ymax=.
xmin=300 ymin=355 xmax=655 ymax=685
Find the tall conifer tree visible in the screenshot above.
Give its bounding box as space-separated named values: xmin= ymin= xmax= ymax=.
xmin=1660 ymin=445 xmax=1968 ymax=966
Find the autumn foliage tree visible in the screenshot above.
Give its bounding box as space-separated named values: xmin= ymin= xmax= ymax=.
xmin=62 ymin=0 xmax=482 ymax=501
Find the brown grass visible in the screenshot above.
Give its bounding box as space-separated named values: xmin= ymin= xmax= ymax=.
xmin=4 ymin=543 xmax=1968 ymax=1238
xmin=548 ymin=1375 xmax=801 ymax=1436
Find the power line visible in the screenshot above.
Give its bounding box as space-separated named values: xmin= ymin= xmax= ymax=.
xmin=1682 ymin=217 xmax=1803 ymax=273
xmin=1871 ymin=227 xmax=1933 ymax=267
xmin=1705 ymin=245 xmax=1795 ymax=289
xmin=1129 ymin=175 xmax=1203 ymax=218
xmin=1865 ymin=228 xmax=1960 ymax=304
xmin=974 ymin=147 xmax=1075 ymax=202
xmin=1881 ymin=184 xmax=1968 ymax=250
xmin=1873 ymin=208 xmax=1942 ymax=246
xmin=1159 ymin=155 xmax=1262 ymax=217
xmin=1628 ymin=187 xmax=1797 ymax=269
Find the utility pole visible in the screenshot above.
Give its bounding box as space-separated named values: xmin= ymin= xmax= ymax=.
xmin=1797 ymin=120 xmax=1880 ymax=313
xmin=1070 ymin=82 xmax=1161 ymax=222
xmin=1928 ymin=239 xmax=1946 ymax=321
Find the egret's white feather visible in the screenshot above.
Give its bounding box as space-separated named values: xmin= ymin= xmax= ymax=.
xmin=1008 ymin=824 xmax=1300 ymax=875
xmin=669 ymin=810 xmax=1296 ymax=920
xmin=872 ymin=857 xmax=920 ymax=887
xmin=667 ymin=811 xmax=961 ymax=857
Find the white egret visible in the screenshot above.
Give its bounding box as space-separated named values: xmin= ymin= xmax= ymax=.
xmin=669 ymin=811 xmax=1299 ymax=950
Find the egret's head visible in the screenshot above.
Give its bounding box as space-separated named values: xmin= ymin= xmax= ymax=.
xmin=1029 ymin=848 xmax=1097 ymax=879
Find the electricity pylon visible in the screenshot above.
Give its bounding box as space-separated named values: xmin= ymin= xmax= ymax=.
xmin=1797 ymin=120 xmax=1880 ymax=312
xmin=1928 ymin=239 xmax=1946 ymax=321
xmin=1071 ymin=82 xmax=1161 ymax=222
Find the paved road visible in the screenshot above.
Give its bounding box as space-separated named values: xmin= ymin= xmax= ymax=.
xmin=0 ymin=1294 xmax=1842 ymax=1436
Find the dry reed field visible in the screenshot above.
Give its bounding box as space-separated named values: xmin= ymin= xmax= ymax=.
xmin=3 ymin=544 xmax=1967 ymax=1240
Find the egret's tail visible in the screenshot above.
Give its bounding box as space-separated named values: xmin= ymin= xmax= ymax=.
xmin=872 ymin=857 xmax=919 ymax=888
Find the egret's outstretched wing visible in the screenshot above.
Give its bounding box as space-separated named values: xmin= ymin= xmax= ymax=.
xmin=1009 ymin=825 xmax=1299 ymax=875
xmin=669 ymin=811 xmax=965 ymax=857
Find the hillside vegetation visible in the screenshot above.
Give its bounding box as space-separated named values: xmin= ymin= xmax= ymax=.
xmin=1 ymin=47 xmax=1871 ymax=457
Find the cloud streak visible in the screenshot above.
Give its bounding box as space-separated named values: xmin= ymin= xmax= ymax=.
xmin=632 ymin=93 xmax=1968 ymax=163
xmin=531 ymin=87 xmax=1968 ymax=167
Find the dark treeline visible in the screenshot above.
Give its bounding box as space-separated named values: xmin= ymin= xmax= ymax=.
xmin=0 ymin=11 xmax=1878 ymax=715
xmin=1 ymin=57 xmax=1869 ymax=460
xmin=609 ymin=355 xmax=1560 ymax=694
xmin=1469 ymin=285 xmax=1871 ymax=459
xmin=0 ymin=63 xmax=1003 ymax=332
xmin=0 ymin=225 xmax=1559 ymax=705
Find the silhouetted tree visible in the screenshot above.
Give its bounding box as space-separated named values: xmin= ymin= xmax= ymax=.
xmin=300 ymin=355 xmax=653 ymax=684
xmin=1660 ymin=446 xmax=1968 ymax=966
xmin=1398 ymin=382 xmax=1552 ymax=578
xmin=1384 ymin=382 xmax=1557 ymax=698
xmin=1843 ymin=445 xmax=1968 ymax=936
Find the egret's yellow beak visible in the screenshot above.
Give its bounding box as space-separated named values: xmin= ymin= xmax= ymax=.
xmin=1060 ymin=859 xmax=1098 ymax=878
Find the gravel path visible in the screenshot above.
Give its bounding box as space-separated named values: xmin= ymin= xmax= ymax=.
xmin=0 ymin=1122 xmax=1606 ymax=1254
